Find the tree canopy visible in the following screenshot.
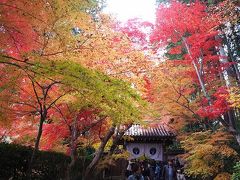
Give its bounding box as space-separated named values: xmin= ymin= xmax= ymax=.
xmin=0 ymin=0 xmax=240 ymax=179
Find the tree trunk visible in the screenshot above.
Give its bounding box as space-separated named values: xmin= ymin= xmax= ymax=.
xmin=182 ymin=37 xmax=212 ymax=104
xmin=228 ymin=110 xmax=237 ymax=131
xmin=224 ymin=33 xmax=240 ymax=84
xmin=235 ymin=134 xmax=240 ymax=145
xmin=219 ymin=39 xmax=240 ymax=145
xmin=65 ymin=116 xmax=107 ymax=179
xmin=65 ymin=120 xmax=78 ymax=180
xmin=108 ymin=124 xmax=132 ymax=156
xmin=27 ymin=114 xmax=45 ymax=179
xmin=219 ymin=46 xmax=231 ymax=87
xmin=227 ymin=110 xmax=240 ymax=146
xmin=83 ymin=125 xmax=115 ymax=180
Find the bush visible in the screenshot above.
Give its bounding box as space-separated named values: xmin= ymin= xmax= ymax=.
xmin=214 ymin=172 xmax=231 ymax=180
xmin=232 ymin=161 xmax=240 ymax=180
xmin=0 ymin=143 xmax=89 ymax=179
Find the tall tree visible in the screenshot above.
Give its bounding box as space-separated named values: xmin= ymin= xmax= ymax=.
xmin=0 ymin=1 xmax=149 ymax=179
xmin=150 ymin=0 xmax=239 ymax=137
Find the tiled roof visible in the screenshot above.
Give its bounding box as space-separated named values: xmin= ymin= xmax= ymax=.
xmin=124 ymin=124 xmax=175 ymax=138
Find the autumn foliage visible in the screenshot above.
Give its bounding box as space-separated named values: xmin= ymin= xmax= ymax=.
xmin=0 ymin=0 xmax=239 ymax=179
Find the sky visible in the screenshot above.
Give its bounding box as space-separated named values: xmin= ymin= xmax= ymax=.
xmin=104 ymin=0 xmax=156 ymax=22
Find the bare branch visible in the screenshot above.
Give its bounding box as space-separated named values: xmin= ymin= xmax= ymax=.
xmin=29 ymin=77 xmax=43 ymax=114
xmin=46 ymin=92 xmax=70 ymax=111
xmin=52 ymin=104 xmax=71 ymax=130
xmin=80 ymin=116 xmax=107 ymax=137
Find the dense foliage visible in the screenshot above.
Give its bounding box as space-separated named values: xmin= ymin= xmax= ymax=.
xmin=232 ymin=161 xmax=240 ymax=180
xmin=0 ymin=0 xmax=148 ymax=179
xmin=0 ymin=143 xmax=92 ymax=179
xmin=121 ymin=0 xmax=240 ymax=178
xmin=0 ymin=0 xmax=239 ymax=179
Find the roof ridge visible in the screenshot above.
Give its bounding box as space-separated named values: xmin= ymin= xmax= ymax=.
xmin=123 ymin=123 xmax=176 ymax=138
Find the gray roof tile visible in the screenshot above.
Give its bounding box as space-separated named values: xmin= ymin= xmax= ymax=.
xmin=124 ymin=124 xmax=175 ymax=137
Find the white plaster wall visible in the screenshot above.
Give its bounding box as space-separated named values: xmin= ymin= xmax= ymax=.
xmin=126 ymin=143 xmax=163 ymax=161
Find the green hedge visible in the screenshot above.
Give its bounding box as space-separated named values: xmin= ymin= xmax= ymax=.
xmin=0 ymin=143 xmax=89 ymax=179
xmin=232 ymin=161 xmax=240 ymax=180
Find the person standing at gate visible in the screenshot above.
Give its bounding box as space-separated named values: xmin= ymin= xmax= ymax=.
xmin=154 ymin=161 xmax=161 ymax=180
xmin=128 ymin=163 xmax=144 ymax=180
xmin=142 ymin=161 xmax=150 ymax=180
xmin=126 ymin=160 xmax=134 ymax=178
xmin=173 ymin=158 xmax=181 ymax=169
xmin=176 ymin=169 xmax=186 ymax=180
xmin=162 ymin=160 xmax=177 ymax=180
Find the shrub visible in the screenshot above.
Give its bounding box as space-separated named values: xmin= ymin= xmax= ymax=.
xmin=0 ymin=143 xmax=89 ymax=179
xmin=232 ymin=161 xmax=240 ymax=180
